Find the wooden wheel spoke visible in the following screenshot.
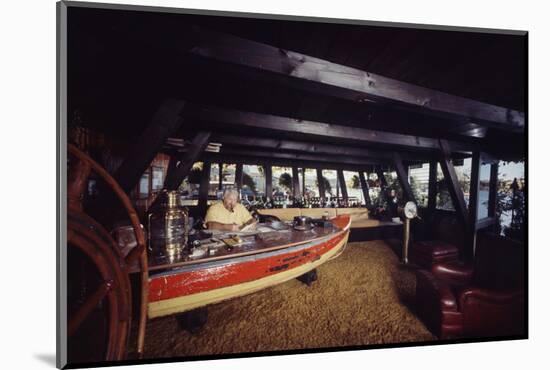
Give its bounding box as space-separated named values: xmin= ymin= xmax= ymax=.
xmin=68 ymin=280 xmax=114 ymax=337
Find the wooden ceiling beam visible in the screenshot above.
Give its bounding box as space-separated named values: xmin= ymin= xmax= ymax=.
xmin=210 ymin=134 xmax=436 ymax=162
xmin=187 ymin=26 xmax=524 ymax=131
xmin=184 ymin=104 xmax=474 ymax=153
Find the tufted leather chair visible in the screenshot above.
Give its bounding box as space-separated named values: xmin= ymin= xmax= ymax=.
xmin=415 ymin=232 xmax=525 ymax=339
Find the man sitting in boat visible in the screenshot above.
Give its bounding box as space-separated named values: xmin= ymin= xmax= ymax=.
xmin=205 ymin=188 xmax=257 ymax=231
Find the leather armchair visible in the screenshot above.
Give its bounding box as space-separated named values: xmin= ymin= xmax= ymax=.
xmin=415 ymin=237 xmax=525 ymax=339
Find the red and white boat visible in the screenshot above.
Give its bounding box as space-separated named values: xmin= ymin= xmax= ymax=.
xmin=146 ymin=215 xmax=351 ymax=318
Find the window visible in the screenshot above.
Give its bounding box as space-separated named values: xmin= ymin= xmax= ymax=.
xmin=221 ymin=163 xmax=236 ymax=190
xmin=321 ymin=169 xmax=339 ymax=198
xmin=496 ymin=161 xmax=525 ymax=240
xmin=343 ymin=171 xmax=364 ymax=205
xmin=454 ymin=158 xmax=471 ymax=208
xmin=436 ymin=164 xmax=454 ymax=210
xmin=302 ymin=168 xmax=319 ymax=197
xmin=138 ymin=172 xmax=150 ymax=199
xmin=367 ymin=172 xmax=382 ymax=206
xmin=478 ymin=163 xmax=491 ymax=219
xmin=151 ymin=166 xmax=164 ymax=192
xmin=408 ymin=163 xmax=430 ymax=207
xmin=435 ymin=159 xmax=471 ymax=211
xmin=178 ymin=162 xmax=202 ymax=206
xmin=241 ymin=164 xmax=265 ymax=199
xmin=208 ymin=163 xmax=221 ymax=199
xmin=384 ymin=170 xmax=403 ymax=200
xmin=272 ymin=166 xmax=293 ymax=197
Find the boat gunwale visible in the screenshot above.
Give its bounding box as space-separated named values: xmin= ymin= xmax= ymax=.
xmin=146 ymin=215 xmax=351 ymax=273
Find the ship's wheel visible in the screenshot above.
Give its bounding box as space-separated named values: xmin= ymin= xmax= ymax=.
xmin=66 ymin=144 xmax=149 ymax=362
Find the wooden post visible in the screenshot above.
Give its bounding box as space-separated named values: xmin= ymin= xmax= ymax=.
xmin=218 ymin=163 xmax=223 ymax=190
xmin=163 ymin=131 xmax=212 ymax=190
xmin=488 ymin=162 xmax=499 ymax=218
xmin=428 ymin=160 xmax=438 ymax=213
xmin=265 ymin=164 xmax=272 ymax=198
xmin=468 ymin=151 xmax=481 ymax=261
xmin=197 ymin=162 xmax=211 ymax=216
xmin=393 ymin=153 xmax=416 ymax=203
xmin=292 ymin=167 xmax=301 ymax=200
xmin=114 ymin=99 xmax=187 ymax=193
xmin=337 ymin=170 xmax=348 ymax=201
xmin=358 ymin=171 xmax=372 ymax=207
xmin=317 ymin=168 xmax=326 ymax=202
xmin=235 ymin=163 xmax=243 ymax=192
xmin=438 ymin=139 xmax=469 ymax=229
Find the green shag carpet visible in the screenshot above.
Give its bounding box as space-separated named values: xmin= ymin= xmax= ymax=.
xmin=133 ymin=240 xmax=435 ymax=359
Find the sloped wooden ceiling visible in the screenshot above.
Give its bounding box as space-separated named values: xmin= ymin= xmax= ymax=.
xmin=67 ymin=5 xmax=526 ymax=161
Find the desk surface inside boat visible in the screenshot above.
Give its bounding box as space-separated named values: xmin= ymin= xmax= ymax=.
xmin=146 ymin=221 xmax=345 ymax=272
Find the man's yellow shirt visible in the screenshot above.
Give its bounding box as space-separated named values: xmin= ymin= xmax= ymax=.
xmin=204 ymin=202 xmax=253 ymax=226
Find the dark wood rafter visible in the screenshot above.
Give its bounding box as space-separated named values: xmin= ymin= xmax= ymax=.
xmin=316 ymin=168 xmax=326 ymax=201
xmin=188 ymin=26 xmax=524 ymax=131
xmin=337 ymin=170 xmax=348 ymax=200
xmin=393 ymin=152 xmax=416 ymax=203
xmin=292 ymin=167 xmax=301 ymax=199
xmin=210 ymin=134 xmax=436 ymax=162
xmin=265 ymin=164 xmax=273 ymax=198
xmin=468 ymin=151 xmax=481 ymax=260
xmin=427 ymin=160 xmax=438 ymax=213
xmin=114 ymin=99 xmax=187 ymax=193
xmin=197 ymin=161 xmax=211 ymax=214
xmin=438 ymin=139 xmax=469 ymax=229
xmin=164 ymin=131 xmax=212 ymax=190
xmin=358 ymin=171 xmax=372 ymax=207
xmin=202 ymin=152 xmax=374 ymax=174
xmin=184 ymin=105 xmax=473 ymax=153
xmin=216 ymin=147 xmax=385 ymax=166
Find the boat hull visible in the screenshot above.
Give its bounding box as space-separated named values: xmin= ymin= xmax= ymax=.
xmin=147 ymin=216 xmax=350 ymax=318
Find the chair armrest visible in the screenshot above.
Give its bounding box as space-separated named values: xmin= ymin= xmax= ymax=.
xmin=458 ymin=286 xmax=524 ymax=309
xmin=432 ymin=262 xmax=474 ymax=287
xmin=416 ymin=269 xmax=458 ymax=311
xmin=416 ymin=269 xmax=463 ymax=338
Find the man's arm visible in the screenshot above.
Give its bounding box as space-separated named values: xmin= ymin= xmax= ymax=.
xmin=206 ymin=221 xmax=240 ymax=232
xmin=239 ymin=217 xmax=257 ymax=231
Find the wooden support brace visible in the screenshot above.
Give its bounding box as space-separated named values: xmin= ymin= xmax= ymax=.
xmin=265 ymin=164 xmax=273 ymax=198
xmin=197 ymin=162 xmax=211 ymax=215
xmin=427 ymin=160 xmax=438 ymax=213
xmin=358 ymin=171 xmax=372 ymax=207
xmin=337 ymin=170 xmax=348 ymax=200
xmin=393 ymin=152 xmax=416 ymax=203
xmin=468 ymin=151 xmax=481 ymax=260
xmin=317 ymin=168 xmax=326 ymax=201
xmin=114 ymin=99 xmax=187 ymax=193
xmin=164 ymin=131 xmax=212 ymax=190
xmin=292 ymin=167 xmax=301 ymax=199
xmin=438 ymin=139 xmax=469 ymax=229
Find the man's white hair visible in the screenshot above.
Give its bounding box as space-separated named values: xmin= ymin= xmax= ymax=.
xmin=223 ymin=187 xmax=239 ymax=199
